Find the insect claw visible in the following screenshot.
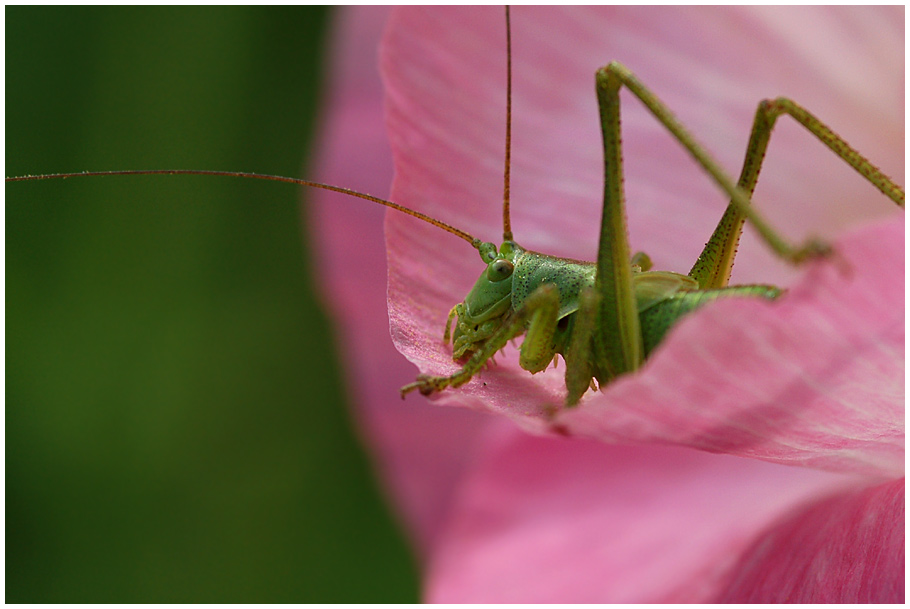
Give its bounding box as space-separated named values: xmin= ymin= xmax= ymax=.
xmin=789 ymin=238 xmax=853 ymax=277
xmin=410 ymin=374 xmax=448 ymax=397
xmin=788 ymin=238 xmax=833 ymax=264
xmin=827 ymin=248 xmax=854 ymax=279
xmin=400 ymin=376 xmax=433 ymax=398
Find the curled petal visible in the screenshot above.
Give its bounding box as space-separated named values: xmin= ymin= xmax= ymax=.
xmin=558 ymin=218 xmax=904 ymax=478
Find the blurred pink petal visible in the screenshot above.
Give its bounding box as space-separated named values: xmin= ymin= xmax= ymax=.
xmin=716 ymin=476 xmax=904 ymax=602
xmin=425 ymin=429 xmax=867 ymax=603
xmin=308 ymin=7 xmax=503 ymax=556
xmin=381 ymin=6 xmax=904 ymax=464
xmin=310 ymin=5 xmax=904 ymax=603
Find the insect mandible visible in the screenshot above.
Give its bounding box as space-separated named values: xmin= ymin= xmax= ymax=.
xmin=8 ymin=7 xmax=905 ymax=408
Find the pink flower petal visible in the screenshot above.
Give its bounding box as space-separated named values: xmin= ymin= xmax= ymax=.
xmin=557 ymin=218 xmax=904 ymax=478
xmin=308 ymin=6 xmax=502 ymax=555
xmin=716 ymin=477 xmax=904 ymax=602
xmin=381 ymin=6 xmax=903 ymax=470
xmin=425 ymin=428 xmax=860 ymax=603
xmin=310 ymin=8 xmax=903 ymax=599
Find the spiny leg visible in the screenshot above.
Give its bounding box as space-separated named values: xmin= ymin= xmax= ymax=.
xmin=690 ymin=97 xmax=906 ymax=289
xmin=400 ymin=284 xmax=562 ymax=397
xmin=593 ymin=64 xmax=644 ymax=379
xmin=597 ymin=62 xmax=838 ymax=270
xmin=591 ymin=62 xmax=865 ymax=382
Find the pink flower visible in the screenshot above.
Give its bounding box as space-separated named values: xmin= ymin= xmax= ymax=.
xmin=310 ymin=6 xmax=903 ymax=602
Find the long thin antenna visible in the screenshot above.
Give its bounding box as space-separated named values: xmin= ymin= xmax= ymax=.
xmin=502 ymin=5 xmax=514 ymax=242
xmin=6 ymin=169 xmax=484 ymax=248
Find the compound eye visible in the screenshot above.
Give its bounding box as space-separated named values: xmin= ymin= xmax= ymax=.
xmin=487 ymin=259 xmax=514 ymax=282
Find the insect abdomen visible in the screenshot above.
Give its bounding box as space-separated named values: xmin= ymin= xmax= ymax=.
xmin=639 ymin=285 xmax=782 ymax=356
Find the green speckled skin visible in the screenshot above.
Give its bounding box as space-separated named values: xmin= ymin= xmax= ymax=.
xmin=639 ymin=285 xmax=782 ymax=356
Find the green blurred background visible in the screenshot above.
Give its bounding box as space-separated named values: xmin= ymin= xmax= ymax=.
xmin=7 ymin=7 xmax=419 ymax=602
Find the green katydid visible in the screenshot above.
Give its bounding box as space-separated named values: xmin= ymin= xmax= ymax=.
xmin=7 ymin=7 xmax=904 ymax=408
